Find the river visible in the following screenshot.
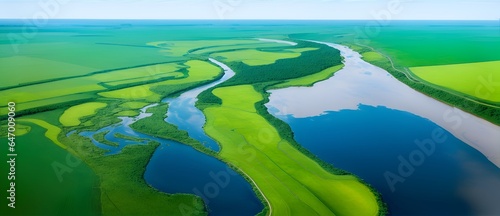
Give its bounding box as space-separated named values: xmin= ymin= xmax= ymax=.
xmin=266 ymin=41 xmax=500 ymax=215
xmin=78 ymin=59 xmax=263 ymax=216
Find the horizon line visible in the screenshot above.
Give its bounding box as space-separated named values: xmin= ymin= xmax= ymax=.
xmin=0 ymin=18 xmax=498 ymax=21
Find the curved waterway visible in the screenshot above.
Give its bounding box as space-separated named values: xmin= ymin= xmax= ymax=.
xmin=266 ymin=42 xmax=500 ymax=215
xmin=78 ymin=58 xmax=263 ymax=215
xmin=162 ymin=58 xmax=235 ymax=152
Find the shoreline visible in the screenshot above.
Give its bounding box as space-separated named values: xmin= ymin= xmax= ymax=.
xmin=267 ymin=42 xmax=500 ymax=168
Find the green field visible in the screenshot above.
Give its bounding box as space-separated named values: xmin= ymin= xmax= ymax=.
xmin=210 ymin=47 xmax=318 ymax=66
xmin=410 ymin=61 xmax=500 ymax=102
xmin=2 ymin=20 xmax=499 ymax=216
xmin=59 ymin=102 xmax=108 ymax=127
xmin=1 ymin=114 xmax=99 ymax=215
xmin=273 ymin=65 xmax=344 ymax=89
xmin=203 ymin=85 xmax=379 ymax=215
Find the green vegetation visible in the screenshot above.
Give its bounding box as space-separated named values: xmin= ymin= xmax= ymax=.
xmin=202 ymin=85 xmax=380 ymax=215
xmin=61 ymin=132 xmax=206 ymax=216
xmin=410 ymin=61 xmax=500 ymax=102
xmin=59 ymin=102 xmax=108 ymax=127
xmin=114 ymin=133 xmax=148 ymax=142
xmin=196 ymin=40 xmax=386 ymax=215
xmin=18 ymin=118 xmax=66 ymax=149
xmin=130 ymin=103 xmax=210 ymax=153
xmin=0 ymin=118 xmax=99 ymax=215
xmin=0 ymin=124 xmax=30 ymax=137
xmin=147 ymin=39 xmax=265 ymax=56
xmin=120 ymin=102 xmax=149 ymax=109
xmin=211 ymin=49 xmax=302 ymax=66
xmin=0 ymin=56 xmax=96 ymax=88
xmin=362 ymin=51 xmax=385 ymax=62
xmin=98 ymin=60 xmax=222 ymax=102
xmin=351 ymin=45 xmax=500 ymax=125
xmin=190 ymin=42 xmax=292 ymax=55
xmin=273 ymin=65 xmax=343 ymax=89
xmin=93 ymin=130 xmax=120 ymax=147
xmin=115 ymin=110 xmax=139 ymax=117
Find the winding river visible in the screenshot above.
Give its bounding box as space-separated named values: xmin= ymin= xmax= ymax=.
xmin=162 ymin=59 xmax=235 ymax=152
xmin=266 ymin=42 xmax=500 ymax=215
xmin=79 ymin=59 xmax=263 ymax=216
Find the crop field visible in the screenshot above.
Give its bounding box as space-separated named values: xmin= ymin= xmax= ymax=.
xmin=410 ymin=61 xmax=500 ymax=102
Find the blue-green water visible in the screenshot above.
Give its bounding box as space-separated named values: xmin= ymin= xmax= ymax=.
xmin=273 ymin=105 xmax=500 ymax=215
xmin=79 ymin=115 xmax=263 ymax=216
xmin=78 ymin=57 xmax=263 ymax=215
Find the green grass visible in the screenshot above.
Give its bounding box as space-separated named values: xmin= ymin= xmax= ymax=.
xmin=190 ymin=42 xmax=292 ymax=55
xmin=120 ymin=102 xmax=149 ymax=109
xmin=55 ymin=100 xmax=208 ymax=215
xmin=211 ymin=49 xmax=301 ymax=66
xmin=130 ymin=103 xmax=206 ymax=151
xmin=93 ymin=130 xmax=120 ymax=147
xmin=115 ymin=110 xmax=139 ymax=117
xmin=272 ymin=65 xmax=344 ymax=89
xmin=362 ymin=51 xmax=386 ymax=62
xmin=410 ymin=61 xmax=500 ymax=102
xmin=0 ymin=77 xmax=106 ymax=105
xmin=202 ymin=85 xmax=380 ymax=216
xmin=353 ymin=45 xmax=500 ymax=125
xmin=0 ymin=122 xmax=100 ymax=216
xmin=148 ymin=39 xmax=264 ymax=56
xmin=114 ymin=133 xmax=148 ymax=142
xmin=17 ymin=118 xmax=66 ymax=149
xmin=61 ymin=132 xmax=206 ymax=216
xmin=59 ymin=102 xmax=108 ymax=127
xmin=99 ymin=60 xmax=222 ymax=102
xmin=0 ymin=56 xmax=96 ymax=88
xmin=0 ymin=124 xmax=30 ymax=137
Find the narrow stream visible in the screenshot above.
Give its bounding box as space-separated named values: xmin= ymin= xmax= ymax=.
xmin=162 ymin=58 xmax=235 ymax=152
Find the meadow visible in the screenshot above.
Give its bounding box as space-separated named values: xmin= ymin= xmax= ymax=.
xmin=1 ymin=20 xmax=498 ymax=216
xmin=410 ymin=61 xmax=500 ymax=102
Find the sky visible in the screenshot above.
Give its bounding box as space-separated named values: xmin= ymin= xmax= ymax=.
xmin=0 ymin=0 xmax=499 ymax=20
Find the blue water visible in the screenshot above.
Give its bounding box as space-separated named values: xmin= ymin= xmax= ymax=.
xmin=78 ymin=114 xmax=263 ymax=215
xmin=274 ymin=105 xmax=500 ymax=215
xmin=145 ymin=144 xmax=263 ymax=216
xmin=162 ymin=59 xmax=235 ymax=152
xmin=77 ymin=58 xmax=263 ymax=215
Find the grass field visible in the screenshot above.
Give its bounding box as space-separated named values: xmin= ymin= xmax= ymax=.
xmin=0 ymin=56 xmax=96 ymax=88
xmin=59 ymin=102 xmax=108 ymax=127
xmin=18 ymin=118 xmax=66 ymax=149
xmin=148 ymin=39 xmax=265 ymax=56
xmin=410 ymin=61 xmax=500 ymax=102
xmin=99 ymin=60 xmax=222 ymax=101
xmin=203 ymin=85 xmax=379 ymax=215
xmin=362 ymin=51 xmax=386 ymax=62
xmin=272 ymin=65 xmax=344 ymax=89
xmin=190 ymin=42 xmax=292 ymax=55
xmin=211 ymin=49 xmax=302 ymax=66
xmin=120 ymin=102 xmax=149 ymax=109
xmin=115 ymin=110 xmax=140 ymax=117
xmin=0 ymin=121 xmax=99 ymax=215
